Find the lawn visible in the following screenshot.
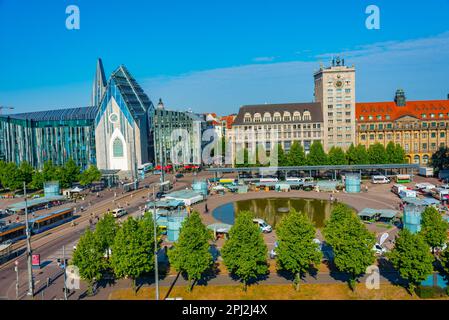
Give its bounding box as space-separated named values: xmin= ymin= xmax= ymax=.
xmin=109 ymin=283 xmax=440 ymax=300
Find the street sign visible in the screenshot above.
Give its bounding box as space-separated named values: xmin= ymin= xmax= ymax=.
xmin=32 ymin=254 xmax=41 ymax=267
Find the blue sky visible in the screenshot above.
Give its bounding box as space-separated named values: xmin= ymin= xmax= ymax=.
xmin=0 ymin=0 xmax=449 ymax=114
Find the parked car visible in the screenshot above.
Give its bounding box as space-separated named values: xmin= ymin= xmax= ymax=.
xmin=175 ymin=173 xmax=184 ymax=179
xmin=372 ymin=243 xmax=387 ymax=255
xmin=253 ymin=218 xmax=272 ymax=233
xmin=112 ymin=208 xmax=127 ymax=218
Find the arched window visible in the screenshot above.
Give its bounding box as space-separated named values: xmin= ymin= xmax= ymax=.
xmin=253 ymin=113 xmax=262 ymax=123
xmin=413 ymin=155 xmax=420 ymax=164
xmin=263 ymin=112 xmax=271 ymax=122
xmin=244 ymin=113 xmax=252 ymax=123
xmin=303 ymin=111 xmax=311 ymax=121
xmin=283 ymin=112 xmax=291 ymax=122
xmin=273 ymin=112 xmax=281 ymax=122
xmin=113 ymin=138 xmax=124 ymax=157
xmin=293 ymin=112 xmax=301 ymax=121
xmin=422 ymin=155 xmax=429 ymax=164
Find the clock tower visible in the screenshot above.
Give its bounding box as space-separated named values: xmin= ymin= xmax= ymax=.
xmin=314 ymin=57 xmax=356 ymax=151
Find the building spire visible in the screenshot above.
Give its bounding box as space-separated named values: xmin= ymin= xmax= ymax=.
xmin=91 ymin=58 xmax=107 ymax=107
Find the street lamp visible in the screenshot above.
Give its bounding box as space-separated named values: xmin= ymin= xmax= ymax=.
xmin=23 ymin=182 xmax=34 ymax=297
xmin=14 ymin=260 xmax=19 ymax=299
xmin=152 ymin=184 xmax=160 ymax=300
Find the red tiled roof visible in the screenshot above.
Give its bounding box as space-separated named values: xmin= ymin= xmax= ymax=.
xmin=219 ymin=115 xmax=236 ymax=129
xmin=356 ymin=100 xmax=449 ymax=122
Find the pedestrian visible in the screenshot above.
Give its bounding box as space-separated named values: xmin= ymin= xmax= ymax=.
xmin=205 ymin=203 xmax=209 ymax=213
xmin=365 ymin=185 xmax=368 ymax=192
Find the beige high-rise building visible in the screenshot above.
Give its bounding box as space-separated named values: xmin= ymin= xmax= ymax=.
xmin=314 ymin=57 xmax=356 ymax=151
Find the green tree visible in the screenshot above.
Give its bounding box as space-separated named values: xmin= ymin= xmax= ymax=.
xmin=95 ymin=213 xmax=118 ymax=261
xmin=0 ymin=162 xmax=23 ymax=191
xmin=386 ymin=142 xmax=406 ymax=164
xmin=368 ymin=143 xmax=388 ymax=164
xmin=42 ymin=160 xmax=57 ymax=182
xmin=306 ymin=141 xmax=327 ymax=165
xmin=18 ymin=161 xmax=34 ymax=185
xmin=276 ymin=209 xmax=322 ymax=290
xmin=79 ymin=165 xmax=102 ymax=186
xmin=328 ymin=146 xmax=347 ymax=165
xmin=71 ymin=228 xmax=105 ymax=295
xmin=30 ymin=171 xmax=45 ymax=190
xmin=431 ymin=146 xmax=449 ymax=172
xmin=287 ymin=141 xmax=306 ymax=166
xmin=221 ymin=211 xmax=268 ymax=291
xmin=57 ymin=158 xmax=81 ymax=188
xmin=387 ymin=229 xmax=434 ymax=294
xmin=323 ymin=204 xmax=375 ymax=290
xmin=168 ymin=212 xmax=213 ymax=291
xmin=419 ymin=206 xmax=449 ymax=254
xmin=346 ymin=144 xmax=370 ymax=165
xmin=111 ymin=217 xmax=156 ymax=292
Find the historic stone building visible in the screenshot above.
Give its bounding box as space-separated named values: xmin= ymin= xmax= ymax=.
xmin=231 ymin=103 xmax=324 ymax=163
xmin=356 ymin=89 xmax=449 ymax=165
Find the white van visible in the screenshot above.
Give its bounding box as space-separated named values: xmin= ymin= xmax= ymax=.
xmin=371 ymin=175 xmax=390 ymax=184
xmin=112 ymin=208 xmax=127 ymax=218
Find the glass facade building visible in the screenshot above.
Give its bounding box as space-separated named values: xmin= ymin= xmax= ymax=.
xmin=0 ymin=107 xmax=97 ymax=170
xmin=150 ymin=106 xmax=205 ymax=166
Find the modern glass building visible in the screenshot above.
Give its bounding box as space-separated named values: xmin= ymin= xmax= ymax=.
xmin=0 ymin=107 xmax=97 ymax=170
xmin=150 ymin=99 xmax=205 ymax=166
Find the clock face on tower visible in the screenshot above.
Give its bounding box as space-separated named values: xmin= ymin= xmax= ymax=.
xmin=109 ymin=113 xmax=119 ymax=124
xmin=334 ymin=80 xmax=343 ymax=88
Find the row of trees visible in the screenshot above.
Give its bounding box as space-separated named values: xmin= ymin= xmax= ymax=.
xmin=235 ymin=141 xmax=406 ymax=167
xmin=0 ymin=159 xmax=101 ymax=191
xmin=72 ymin=213 xmax=157 ymax=294
xmin=72 ymin=206 xmax=449 ymax=295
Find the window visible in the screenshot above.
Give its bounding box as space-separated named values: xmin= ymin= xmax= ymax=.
xmin=431 ymin=132 xmax=436 ymax=138
xmin=345 ymin=89 xmax=351 ymax=93
xmin=293 ymin=112 xmax=301 ymax=121
xmin=387 ymin=123 xmax=392 ymax=129
xmin=378 ymin=134 xmax=383 ymax=140
xmin=441 ymin=132 xmax=446 ymax=138
xmin=368 ymin=115 xmax=373 ymax=120
xmin=378 ymin=124 xmax=383 ymax=130
xmin=370 ymin=124 xmax=375 ymax=130
xmin=422 ymin=133 xmax=427 ymax=138
xmin=439 ymin=113 xmax=444 ymax=118
xmin=430 ymin=114 xmax=435 ymax=118
xmin=113 ymin=138 xmax=124 ymax=157
xmin=244 ymin=113 xmax=252 ymax=123
xmin=303 ymin=111 xmax=311 ymax=121
xmin=377 ymin=115 xmax=382 ymax=120
xmin=360 ymin=116 xmax=365 ymax=121
xmin=361 ymin=134 xmax=366 ymax=140
xmin=422 ymin=114 xmax=427 ymax=118
xmin=370 ymin=134 xmax=375 ymax=140
xmin=345 ymin=104 xmax=351 ymax=109
xmin=386 ymin=115 xmax=391 ymax=120
xmin=263 ymin=112 xmax=271 ymax=122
